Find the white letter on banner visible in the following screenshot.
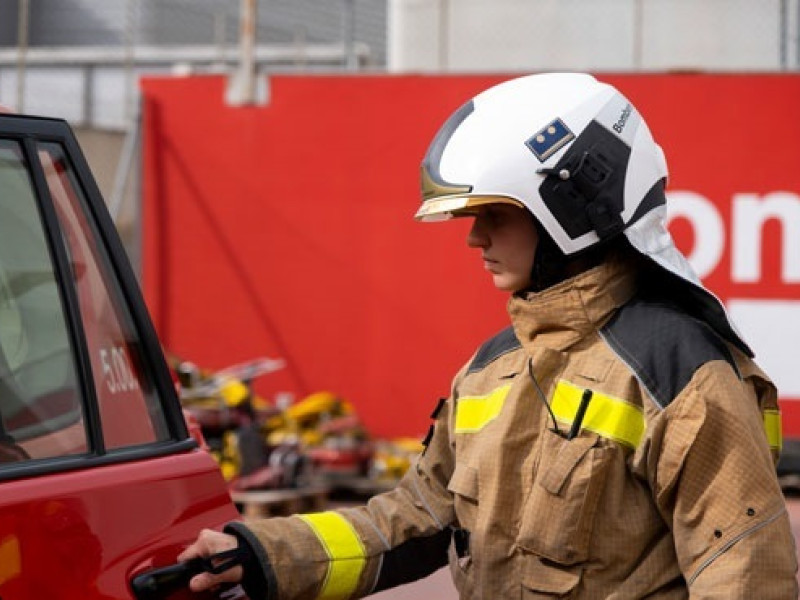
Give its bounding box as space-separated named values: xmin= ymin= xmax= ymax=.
xmin=732 ymin=192 xmax=800 ymax=283
xmin=728 ymin=300 xmax=800 ymax=396
xmin=665 ymin=191 xmax=725 ymax=279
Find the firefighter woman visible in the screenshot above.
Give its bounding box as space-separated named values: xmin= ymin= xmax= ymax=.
xmin=179 ymin=73 xmax=798 ymax=598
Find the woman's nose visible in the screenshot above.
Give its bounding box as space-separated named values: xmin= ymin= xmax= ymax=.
xmin=467 ymin=217 xmax=489 ymax=248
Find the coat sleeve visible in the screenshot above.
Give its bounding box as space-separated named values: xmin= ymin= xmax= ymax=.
xmin=652 ymin=360 xmax=798 ymax=599
xmin=226 ymin=389 xmax=459 ymax=600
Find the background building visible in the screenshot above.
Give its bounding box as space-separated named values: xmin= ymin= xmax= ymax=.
xmin=1 ymin=0 xmax=797 ymax=130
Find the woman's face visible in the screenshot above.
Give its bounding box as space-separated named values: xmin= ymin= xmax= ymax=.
xmin=466 ymin=203 xmax=539 ymax=292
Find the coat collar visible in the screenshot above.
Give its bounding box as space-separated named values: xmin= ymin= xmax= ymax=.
xmin=507 ymin=254 xmax=637 ymax=352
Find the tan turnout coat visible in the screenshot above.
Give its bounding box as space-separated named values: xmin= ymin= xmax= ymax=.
xmin=230 ymin=257 xmax=798 ymax=599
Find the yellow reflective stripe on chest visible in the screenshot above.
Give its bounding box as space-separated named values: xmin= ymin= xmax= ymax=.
xmin=551 ymin=379 xmax=645 ymax=449
xmin=455 ymin=384 xmax=512 ymax=433
xmin=763 ymin=409 xmax=782 ymax=451
xmin=298 ymin=511 xmax=366 ymax=599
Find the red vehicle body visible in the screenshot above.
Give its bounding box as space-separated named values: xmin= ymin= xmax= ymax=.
xmin=0 ymin=114 xmax=241 ymax=598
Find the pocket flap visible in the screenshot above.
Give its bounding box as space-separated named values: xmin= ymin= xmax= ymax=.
xmin=522 ymin=558 xmax=581 ymax=594
xmin=539 ymin=433 xmax=597 ymax=496
xmin=447 ymin=463 xmax=479 ymax=501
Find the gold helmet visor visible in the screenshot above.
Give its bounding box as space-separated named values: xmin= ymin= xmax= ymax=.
xmin=415 ymin=163 xmax=524 ymax=221
xmin=414 ymin=194 xmax=525 ymax=221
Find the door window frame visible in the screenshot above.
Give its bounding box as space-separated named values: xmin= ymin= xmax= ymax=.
xmin=0 ymin=114 xmax=193 ymax=482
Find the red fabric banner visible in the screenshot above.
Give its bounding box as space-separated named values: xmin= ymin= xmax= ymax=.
xmin=140 ymin=74 xmax=800 ymax=438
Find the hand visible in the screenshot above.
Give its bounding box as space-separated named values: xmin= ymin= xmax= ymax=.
xmin=178 ymin=529 xmax=244 ymax=592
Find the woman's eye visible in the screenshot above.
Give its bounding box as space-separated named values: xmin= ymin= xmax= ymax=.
xmin=485 ymin=211 xmax=504 ymax=226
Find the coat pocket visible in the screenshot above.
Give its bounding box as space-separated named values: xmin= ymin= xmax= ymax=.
xmin=521 ymin=557 xmax=581 ymax=599
xmin=447 ymin=462 xmax=479 ymax=530
xmin=517 ymin=427 xmax=612 ymax=565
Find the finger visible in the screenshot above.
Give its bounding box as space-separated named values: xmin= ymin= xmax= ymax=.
xmin=188 ymin=572 xmax=217 ymax=593
xmin=188 ymin=566 xmax=244 ymax=592
xmin=177 ymin=541 xmax=202 ymax=562
xmin=178 ymin=529 xmax=233 ymax=562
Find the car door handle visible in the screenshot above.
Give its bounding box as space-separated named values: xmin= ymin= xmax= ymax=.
xmin=130 ymin=547 xmax=246 ymax=599
xmin=130 ymin=558 xmax=207 ymax=599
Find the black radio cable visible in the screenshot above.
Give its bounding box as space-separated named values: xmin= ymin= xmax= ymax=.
xmin=527 ymin=358 xmax=562 ymax=436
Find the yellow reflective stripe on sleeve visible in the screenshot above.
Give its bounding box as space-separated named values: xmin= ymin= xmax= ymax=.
xmin=551 ymin=380 xmax=645 ymax=449
xmin=763 ymin=409 xmax=783 ymax=451
xmin=298 ymin=511 xmax=366 ymax=600
xmin=455 ymin=384 xmax=511 ymax=433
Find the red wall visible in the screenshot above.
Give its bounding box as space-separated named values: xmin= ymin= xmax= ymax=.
xmin=140 ymin=74 xmax=800 ymax=438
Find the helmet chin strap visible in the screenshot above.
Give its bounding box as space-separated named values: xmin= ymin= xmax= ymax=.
xmin=529 ymin=224 xmax=568 ymax=292
xmin=527 ymin=217 xmax=615 ymax=293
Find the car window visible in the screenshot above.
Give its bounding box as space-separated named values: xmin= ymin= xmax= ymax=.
xmin=0 ymin=139 xmax=87 ymax=462
xmin=37 ymin=141 xmax=170 ymax=450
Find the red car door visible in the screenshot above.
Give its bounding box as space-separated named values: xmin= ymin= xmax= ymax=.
xmin=0 ymin=115 xmax=241 ymax=599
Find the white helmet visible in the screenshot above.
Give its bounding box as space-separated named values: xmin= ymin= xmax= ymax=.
xmin=416 ymin=72 xmax=750 ymax=355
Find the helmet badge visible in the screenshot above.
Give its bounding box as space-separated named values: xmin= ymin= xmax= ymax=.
xmin=525 ymin=118 xmax=575 ymax=163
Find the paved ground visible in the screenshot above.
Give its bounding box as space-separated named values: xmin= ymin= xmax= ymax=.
xmin=370 ymin=565 xmax=456 ymax=599
xmin=786 ymin=494 xmax=800 ymax=570
xmin=368 ymin=495 xmax=800 ymax=598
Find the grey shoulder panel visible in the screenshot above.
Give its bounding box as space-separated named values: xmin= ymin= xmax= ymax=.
xmin=600 ymin=297 xmax=738 ymax=409
xmin=467 ymin=326 xmax=521 ymax=374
